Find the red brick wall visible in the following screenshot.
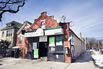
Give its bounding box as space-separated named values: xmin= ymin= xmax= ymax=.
xmin=31 ymin=12 xmax=59 ymax=30
xmin=59 ymin=23 xmax=71 ymax=63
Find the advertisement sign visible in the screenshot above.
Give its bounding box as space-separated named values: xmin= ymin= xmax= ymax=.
xmin=49 ymin=37 xmax=55 ymax=46
xmin=34 ymin=48 xmax=39 ymax=58
xmin=39 ymin=36 xmax=47 ymax=42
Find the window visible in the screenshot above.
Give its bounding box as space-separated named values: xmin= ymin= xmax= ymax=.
xmin=70 ymin=34 xmax=74 ymax=45
xmin=2 ymin=31 xmax=4 ymax=37
xmin=6 ymin=30 xmax=12 ymax=37
xmin=7 ymin=24 xmax=11 ymax=27
xmin=48 ymin=47 xmax=55 ymax=53
xmin=56 ymin=36 xmax=63 ymax=46
xmin=6 ymin=31 xmax=8 ymax=36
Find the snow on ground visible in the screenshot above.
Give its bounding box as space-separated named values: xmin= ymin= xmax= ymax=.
xmin=91 ymin=50 xmax=103 ymax=68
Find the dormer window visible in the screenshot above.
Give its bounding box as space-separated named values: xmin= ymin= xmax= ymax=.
xmin=7 ymin=24 xmax=11 ymax=27
xmin=6 ymin=23 xmax=15 ymax=27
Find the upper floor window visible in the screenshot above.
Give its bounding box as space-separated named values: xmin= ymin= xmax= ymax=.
xmin=2 ymin=31 xmax=4 ymax=37
xmin=6 ymin=30 xmax=12 ymax=37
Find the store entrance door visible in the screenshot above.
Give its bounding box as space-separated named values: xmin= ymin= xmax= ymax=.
xmin=39 ymin=42 xmax=48 ymax=58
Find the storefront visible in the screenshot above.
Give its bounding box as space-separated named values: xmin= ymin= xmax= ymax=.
xmin=24 ymin=27 xmax=66 ymax=62
xmin=16 ymin=12 xmax=82 ymax=63
xmin=47 ymin=35 xmax=64 ymax=62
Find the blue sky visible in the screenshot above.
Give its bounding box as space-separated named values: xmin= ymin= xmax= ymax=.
xmin=0 ymin=0 xmax=103 ymax=39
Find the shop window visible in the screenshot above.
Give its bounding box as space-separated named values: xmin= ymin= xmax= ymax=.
xmin=49 ymin=37 xmax=55 ymax=46
xmin=48 ymin=47 xmax=55 ymax=53
xmin=55 ymin=46 xmax=64 ymax=52
xmin=56 ymin=36 xmax=63 ymax=46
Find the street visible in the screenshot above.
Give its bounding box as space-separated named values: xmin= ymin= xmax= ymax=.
xmin=0 ymin=51 xmax=101 ymax=69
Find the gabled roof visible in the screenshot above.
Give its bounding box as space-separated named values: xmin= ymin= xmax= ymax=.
xmin=17 ymin=21 xmax=32 ymax=34
xmin=1 ymin=21 xmax=22 ymax=30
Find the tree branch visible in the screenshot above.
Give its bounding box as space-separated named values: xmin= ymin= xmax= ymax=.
xmin=0 ymin=0 xmax=26 ymax=21
xmin=0 ymin=0 xmax=11 ymax=10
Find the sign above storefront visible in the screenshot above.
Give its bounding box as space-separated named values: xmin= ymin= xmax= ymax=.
xmin=39 ymin=36 xmax=47 ymax=42
xmin=24 ymin=28 xmax=44 ymax=37
xmin=45 ymin=28 xmax=63 ymax=36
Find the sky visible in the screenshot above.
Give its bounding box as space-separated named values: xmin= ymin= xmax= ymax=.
xmin=0 ymin=0 xmax=103 ymax=40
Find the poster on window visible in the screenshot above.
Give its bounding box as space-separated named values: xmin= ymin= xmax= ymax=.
xmin=56 ymin=36 xmax=62 ymax=46
xmin=49 ymin=37 xmax=55 ymax=46
xmin=34 ymin=48 xmax=39 ymax=58
xmin=50 ymin=47 xmax=55 ymax=53
xmin=33 ymin=42 xmax=37 ymax=49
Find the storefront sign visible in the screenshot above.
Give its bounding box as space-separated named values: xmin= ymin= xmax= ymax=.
xmin=39 ymin=36 xmax=47 ymax=42
xmin=24 ymin=28 xmax=44 ymax=37
xmin=45 ymin=28 xmax=63 ymax=35
xmin=49 ymin=37 xmax=55 ymax=46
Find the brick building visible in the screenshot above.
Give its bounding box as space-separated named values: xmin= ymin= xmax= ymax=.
xmin=16 ymin=12 xmax=86 ymax=63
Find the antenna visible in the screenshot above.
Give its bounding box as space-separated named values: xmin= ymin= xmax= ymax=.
xmin=60 ymin=15 xmax=66 ymax=23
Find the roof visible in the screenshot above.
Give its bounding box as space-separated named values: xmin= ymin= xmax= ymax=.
xmin=17 ymin=21 xmax=32 ymax=34
xmin=69 ymin=28 xmax=85 ymax=43
xmin=1 ymin=21 xmax=22 ymax=30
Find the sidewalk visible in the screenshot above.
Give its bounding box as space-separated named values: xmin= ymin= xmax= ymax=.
xmin=0 ymin=51 xmax=101 ymax=69
xmin=75 ymin=51 xmax=92 ymax=62
xmin=66 ymin=51 xmax=96 ymax=69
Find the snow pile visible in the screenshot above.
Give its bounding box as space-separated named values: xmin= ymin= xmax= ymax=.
xmin=91 ymin=51 xmax=103 ymax=67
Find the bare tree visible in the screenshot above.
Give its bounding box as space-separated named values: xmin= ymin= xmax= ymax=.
xmin=86 ymin=37 xmax=103 ymax=50
xmin=0 ymin=0 xmax=26 ymax=21
xmin=98 ymin=40 xmax=103 ymax=49
xmin=87 ymin=38 xmax=98 ymax=49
